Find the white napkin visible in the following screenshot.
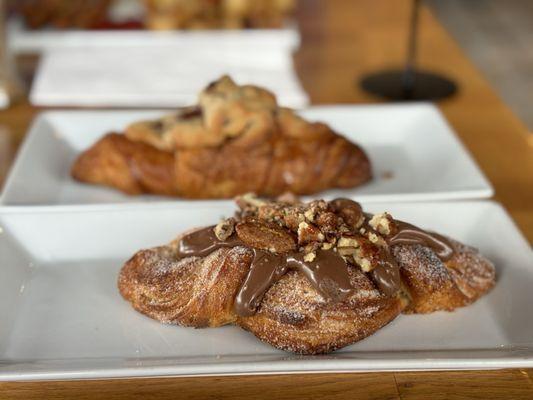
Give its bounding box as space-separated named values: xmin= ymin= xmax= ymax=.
xmin=0 ymin=89 xmax=8 ymax=109
xmin=29 ymin=30 xmax=308 ymax=108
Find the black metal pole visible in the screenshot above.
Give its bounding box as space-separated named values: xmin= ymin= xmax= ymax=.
xmin=359 ymin=0 xmax=457 ymax=101
xmin=402 ymin=0 xmax=421 ymax=98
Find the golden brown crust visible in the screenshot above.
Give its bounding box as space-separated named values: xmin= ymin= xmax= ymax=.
xmin=237 ymin=269 xmax=407 ymax=354
xmin=118 ymin=245 xmax=253 ymax=327
xmin=12 ymin=0 xmax=112 ymax=30
xmin=144 ymin=0 xmax=295 ymax=30
xmin=118 ymin=234 xmax=494 ymax=354
xmin=118 ymin=242 xmax=406 ymax=353
xmin=72 ymin=76 xmax=372 ymax=199
xmin=71 ymin=133 xmax=177 ymax=196
xmin=173 ymin=132 xmax=370 ymax=198
xmin=393 ymin=240 xmax=496 ymax=314
xmin=73 ymin=128 xmax=370 ymax=199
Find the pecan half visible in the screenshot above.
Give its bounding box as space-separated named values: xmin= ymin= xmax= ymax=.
xmin=236 ymin=219 xmax=296 ymax=253
xmin=330 ymin=198 xmax=364 ymax=229
xmin=297 ymin=221 xmax=325 ymax=245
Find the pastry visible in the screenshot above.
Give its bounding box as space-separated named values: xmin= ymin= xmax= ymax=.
xmin=9 ymin=0 xmax=294 ymax=31
xmin=72 ymin=75 xmax=372 ymax=199
xmin=144 ymin=0 xmax=295 ymax=30
xmin=118 ymin=195 xmax=496 ymax=354
xmin=9 ymin=0 xmax=112 ymax=29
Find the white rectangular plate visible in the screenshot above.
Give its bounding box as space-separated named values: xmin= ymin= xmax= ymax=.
xmin=8 ymin=18 xmax=300 ymax=54
xmin=29 ymin=46 xmax=308 ymax=108
xmin=0 ymin=104 xmax=493 ymax=207
xmin=0 ymin=200 xmax=532 ymax=380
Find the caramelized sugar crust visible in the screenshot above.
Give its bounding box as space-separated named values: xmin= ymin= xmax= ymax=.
xmin=237 ymin=269 xmax=407 ymax=354
xmin=119 ymin=243 xmax=406 ymax=354
xmin=394 ymin=240 xmax=495 ymax=314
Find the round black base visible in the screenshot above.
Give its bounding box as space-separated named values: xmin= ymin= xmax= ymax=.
xmin=360 ymin=69 xmax=457 ymax=101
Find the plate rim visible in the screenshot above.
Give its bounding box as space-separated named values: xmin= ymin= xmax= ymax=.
xmin=0 ymin=199 xmax=532 ymax=380
xmin=0 ymin=103 xmax=494 ymax=208
xmin=1 ymin=354 xmax=533 ymax=381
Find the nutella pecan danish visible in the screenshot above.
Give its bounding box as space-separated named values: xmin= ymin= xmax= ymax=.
xmin=118 ymin=195 xmax=495 ymax=354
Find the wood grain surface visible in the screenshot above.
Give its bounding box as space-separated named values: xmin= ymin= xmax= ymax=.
xmin=0 ymin=0 xmax=532 ymax=398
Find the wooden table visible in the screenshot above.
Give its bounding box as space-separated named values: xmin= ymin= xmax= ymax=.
xmin=1 ymin=1 xmax=532 ymax=398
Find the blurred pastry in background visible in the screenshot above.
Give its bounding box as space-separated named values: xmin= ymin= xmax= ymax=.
xmin=8 ymin=0 xmax=295 ymax=31
xmin=145 ymin=0 xmax=295 ymax=30
xmin=7 ymin=0 xmax=115 ymax=30
xmin=71 ymin=75 xmax=372 ymax=199
xmin=143 ymin=0 xmax=218 ymax=30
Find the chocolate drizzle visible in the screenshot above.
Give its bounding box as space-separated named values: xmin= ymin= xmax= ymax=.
xmin=176 ymin=226 xmax=241 ymax=258
xmin=176 ymin=226 xmax=352 ymax=317
xmin=287 ymin=250 xmax=353 ymax=302
xmin=174 ymin=200 xmax=457 ymax=317
xmin=233 ymin=250 xmax=284 ymax=316
xmin=370 ymin=251 xmax=402 ymax=297
xmin=388 ymin=221 xmax=454 ymax=261
xmin=370 ymin=220 xmax=455 ymax=295
xmin=235 ymin=249 xmax=353 ymax=316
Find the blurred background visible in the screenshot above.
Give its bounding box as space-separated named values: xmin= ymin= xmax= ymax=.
xmin=0 ymin=2 xmax=532 ymax=394
xmin=0 ymin=0 xmax=532 ymax=125
xmin=0 ymin=0 xmax=533 ymax=125
xmin=0 ymin=1 xmax=531 ymax=239
xmin=0 ymin=0 xmax=531 ymax=129
xmin=429 ymin=0 xmax=533 ymax=130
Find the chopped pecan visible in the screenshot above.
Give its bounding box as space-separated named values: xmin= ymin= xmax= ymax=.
xmin=297 ymin=221 xmax=325 ymax=245
xmin=302 ymin=242 xmax=320 ymax=254
xmin=282 ymin=210 xmax=306 ymax=231
xmin=369 ymin=212 xmax=393 ymax=235
xmin=321 ymin=238 xmax=336 ymax=250
xmin=303 ymin=252 xmax=316 ymax=262
xmin=315 ymin=211 xmax=339 ymax=233
xmin=367 ymin=232 xmax=387 ymax=247
xmin=337 ymin=236 xmax=360 ymax=248
xmin=304 ymin=208 xmax=316 ymax=222
xmin=214 ymin=218 xmax=235 ymax=241
xmin=353 ymin=236 xmax=382 ymax=272
xmin=337 ymin=247 xmax=357 ymax=257
xmin=235 ymin=193 xmax=266 ymax=211
xmin=354 ymin=251 xmax=373 ymax=272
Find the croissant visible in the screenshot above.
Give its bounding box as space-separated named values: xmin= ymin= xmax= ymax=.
xmin=118 ymin=195 xmax=496 ymax=354
xmin=71 ymin=76 xmax=371 ymax=199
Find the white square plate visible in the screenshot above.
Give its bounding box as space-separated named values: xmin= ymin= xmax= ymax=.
xmin=0 ymin=104 xmax=493 ymax=207
xmin=0 ymin=200 xmax=532 ymax=380
xmin=8 ymin=17 xmax=300 ymax=54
